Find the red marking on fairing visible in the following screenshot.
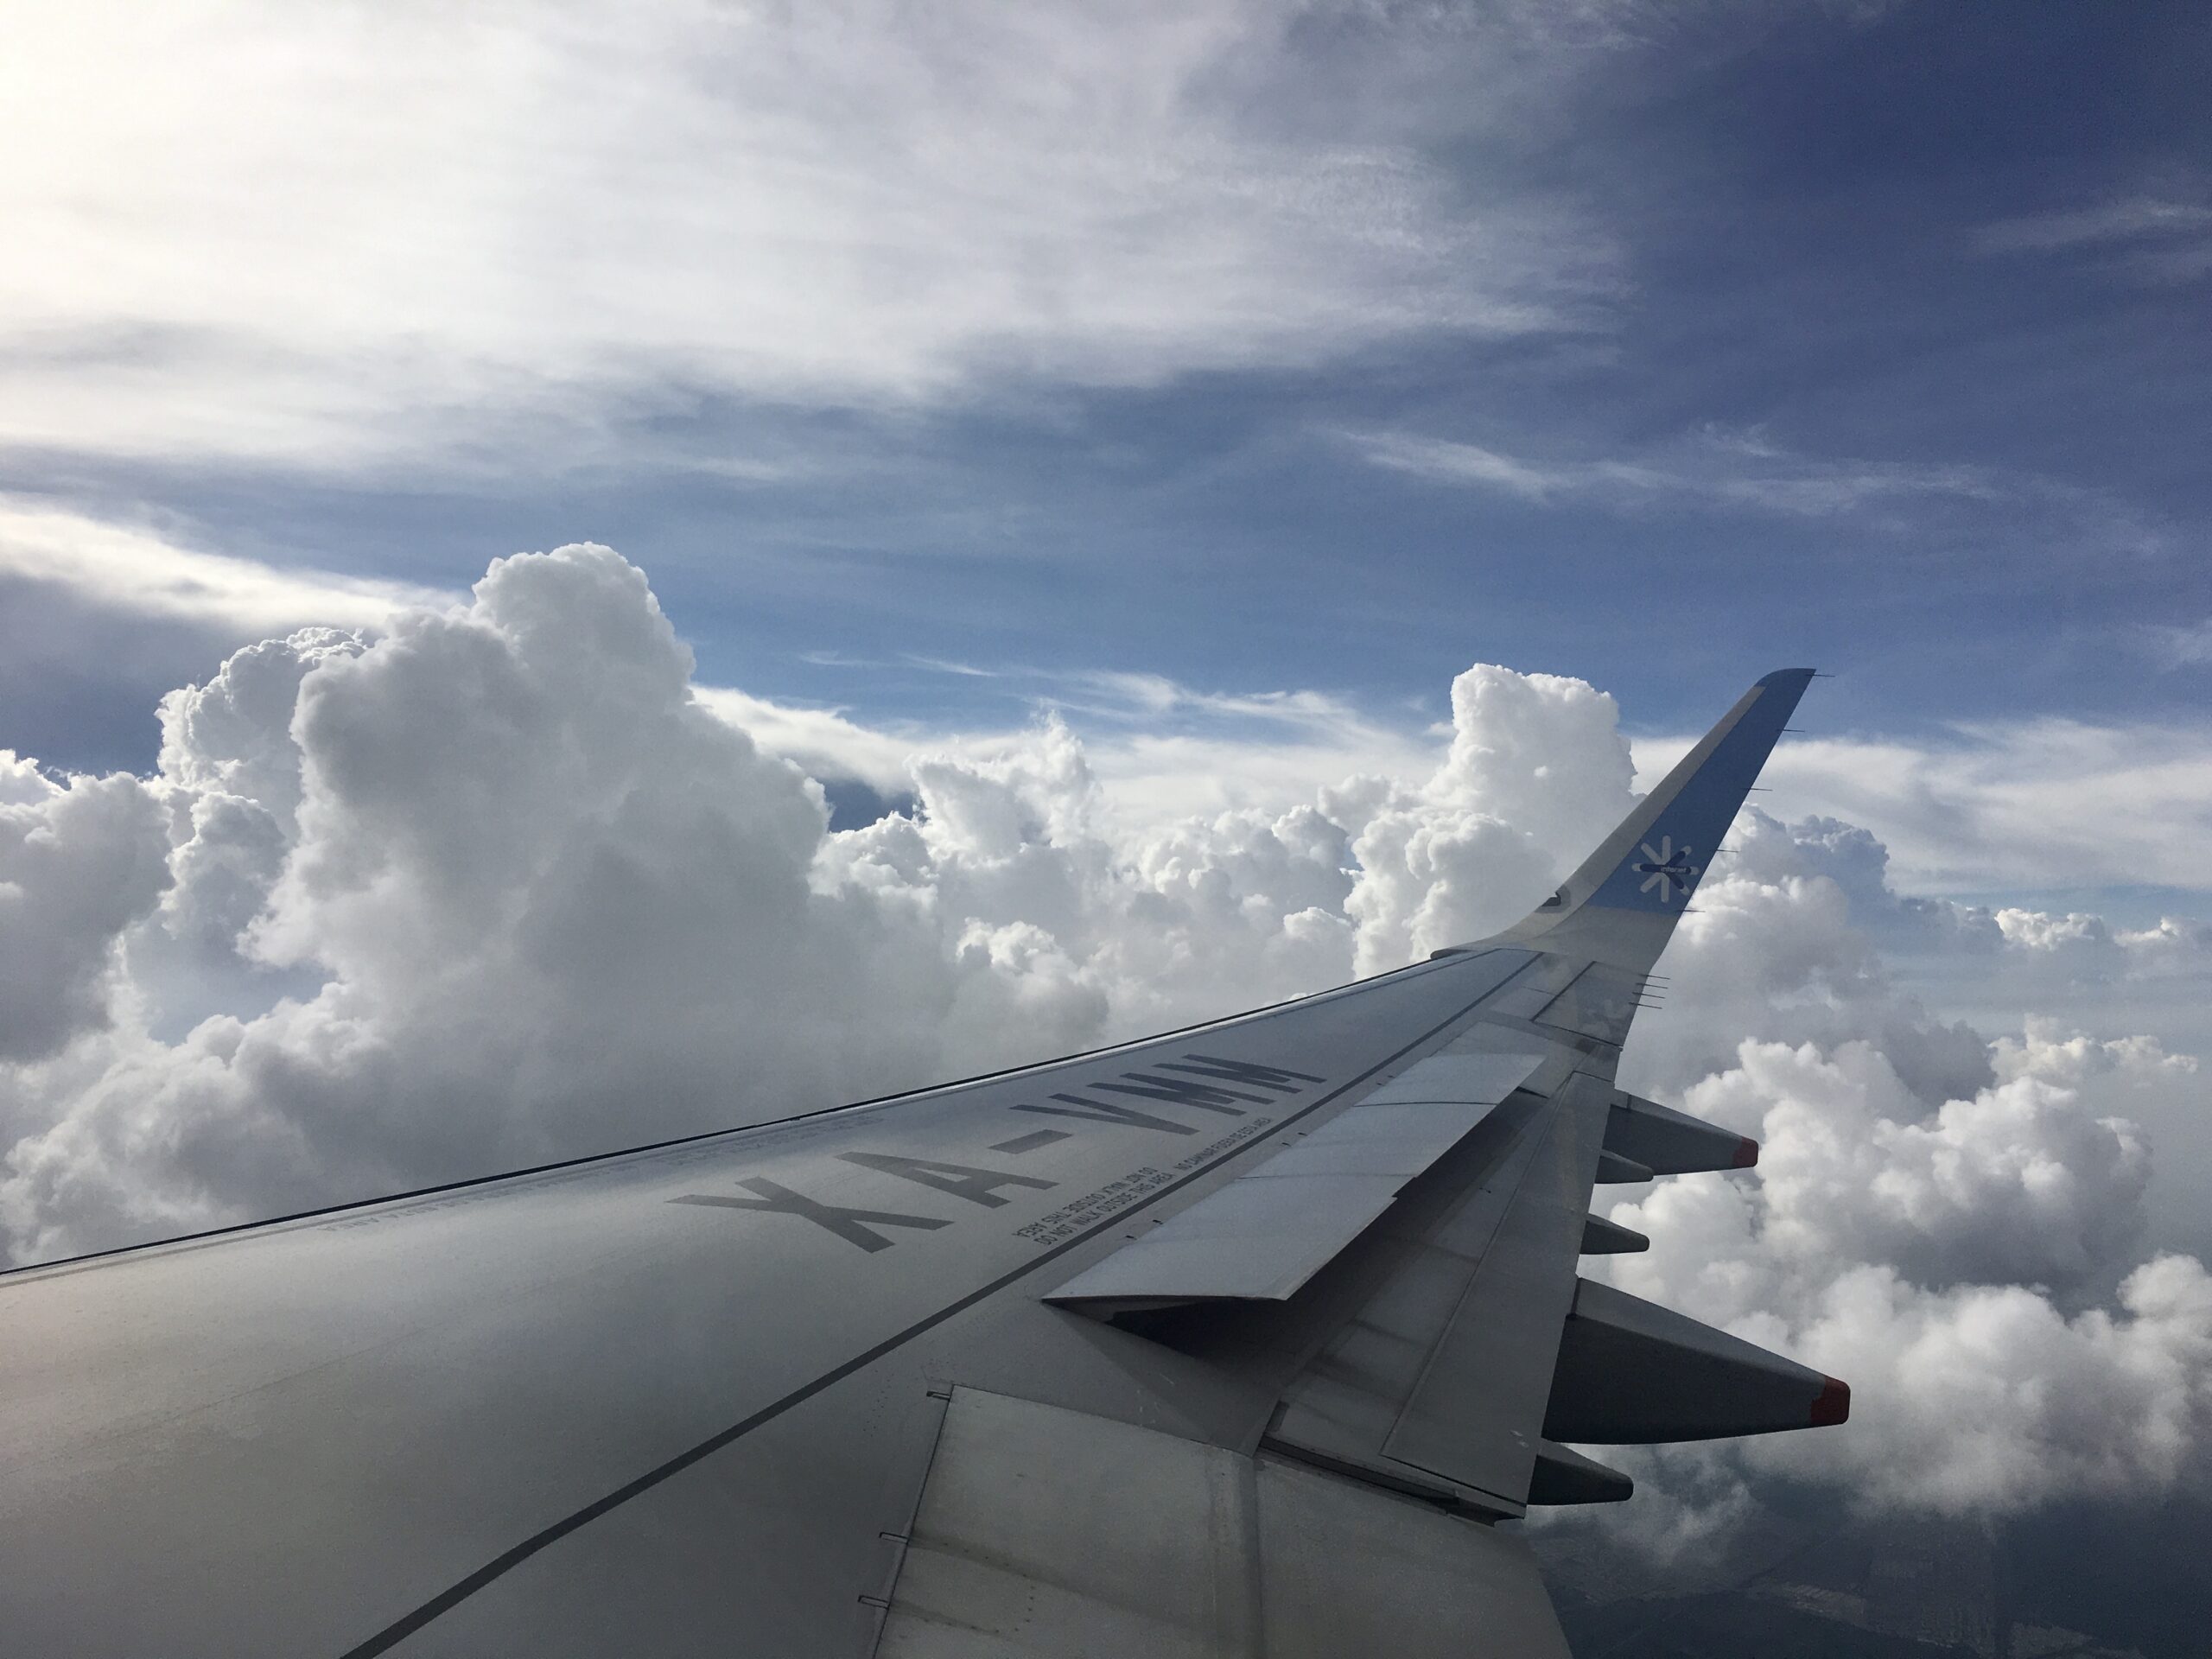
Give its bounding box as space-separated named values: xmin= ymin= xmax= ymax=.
xmin=1732 ymin=1136 xmax=1760 ymax=1168
xmin=1809 ymin=1376 xmax=1851 ymax=1427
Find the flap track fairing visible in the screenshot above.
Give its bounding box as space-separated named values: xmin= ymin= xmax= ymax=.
xmin=1603 ymin=1090 xmax=1758 ymax=1175
xmin=1542 ymin=1278 xmax=1848 ymax=1444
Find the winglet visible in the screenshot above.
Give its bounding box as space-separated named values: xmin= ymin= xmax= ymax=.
xmin=1498 ymin=670 xmax=1813 ymax=967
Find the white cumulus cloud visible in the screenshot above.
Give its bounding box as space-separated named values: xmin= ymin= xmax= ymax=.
xmin=0 ymin=540 xmax=2207 ymax=1556
xmin=0 ymin=544 xmax=1636 ymax=1261
xmin=0 ymin=754 xmax=171 ymax=1063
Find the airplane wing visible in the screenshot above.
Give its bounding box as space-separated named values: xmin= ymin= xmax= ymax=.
xmin=0 ymin=670 xmax=1841 ymax=1658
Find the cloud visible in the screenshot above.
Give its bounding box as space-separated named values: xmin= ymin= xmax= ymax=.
xmin=0 ymin=1 xmax=1618 ymax=474
xmin=701 ymin=661 xmax=1450 ymax=832
xmin=1974 ymin=197 xmax=2212 ymax=254
xmin=0 ymin=545 xmax=1647 ymax=1261
xmin=1339 ymin=423 xmax=2171 ymax=563
xmin=0 ymin=497 xmax=448 ymax=631
xmin=1625 ymin=719 xmax=2212 ymax=901
xmin=1580 ymin=1252 xmax=2212 ymax=1533
xmin=1344 ymin=423 xmax=2022 ymax=519
xmin=39 ymin=504 xmax=2192 ymax=926
xmin=0 ymin=541 xmax=2207 ymax=1554
xmin=1684 ymin=807 xmax=2212 ymax=994
xmin=690 ymin=683 xmax=938 ymax=798
xmin=0 ymin=753 xmax=171 ymax=1063
xmin=1758 ymin=722 xmax=2212 ymax=894
xmin=0 ymin=544 xmax=1444 ymax=1258
xmin=1345 ymin=432 xmax=1576 ymax=501
xmin=1782 ymin=1254 xmax=2212 ymax=1513
xmin=2139 ymin=618 xmax=2212 ymax=670
xmin=2 ymin=548 xmax=969 ymax=1256
xmin=1972 ymin=194 xmax=2212 ymax=289
xmin=1673 ymin=1039 xmax=2151 ymax=1300
xmin=1991 ymin=1024 xmax=2197 ymax=1090
xmin=1338 ymin=664 xmax=1636 ymax=974
xmin=1547 ymin=797 xmax=2212 ymax=1543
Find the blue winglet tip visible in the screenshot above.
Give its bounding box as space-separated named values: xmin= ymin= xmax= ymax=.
xmin=1757 ymin=667 xmax=1817 ymax=690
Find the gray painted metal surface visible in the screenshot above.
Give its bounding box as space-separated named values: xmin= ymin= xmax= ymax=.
xmin=1593 ymin=1148 xmax=1655 ymax=1183
xmin=1528 ymin=1440 xmax=1634 ymax=1506
xmin=875 ymin=1388 xmax=1261 ymax=1657
xmin=1045 ymin=1046 xmax=1545 ymax=1306
xmin=0 ymin=951 xmax=1527 ymax=1656
xmin=1046 ymin=1167 xmax=1413 ymax=1305
xmin=1253 ymin=1457 xmax=1570 ymax=1659
xmin=1262 ymin=1093 xmax=1560 ymax=1513
xmin=1382 ymin=1071 xmax=1612 ymax=1506
xmin=1359 ymin=1049 xmax=1550 ymax=1106
xmin=1579 ymin=1212 xmax=1650 ymax=1254
xmin=876 ymin=1387 xmax=1571 ymax=1659
xmin=1605 ymin=1090 xmax=1759 ymax=1174
xmin=1545 ymin=1277 xmax=1846 ymax=1443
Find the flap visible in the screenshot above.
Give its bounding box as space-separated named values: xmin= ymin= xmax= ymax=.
xmin=871 ymin=1387 xmax=1570 ymax=1659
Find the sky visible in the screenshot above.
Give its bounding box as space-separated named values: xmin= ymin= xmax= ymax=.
xmin=3 ymin=1 xmax=2209 ymax=1643
xmin=5 ymin=3 xmax=2209 ymax=772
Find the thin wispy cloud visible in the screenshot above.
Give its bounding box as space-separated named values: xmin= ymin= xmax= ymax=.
xmin=705 ymin=659 xmax=1442 ymax=823
xmin=0 ymin=2 xmax=1618 ymax=477
xmin=1059 ymin=670 xmax=1362 ymax=725
xmin=1346 ymin=435 xmax=1575 ymax=502
xmin=1974 ymin=194 xmax=2212 ymax=286
xmin=690 ymin=683 xmax=957 ymax=796
xmin=904 ymin=654 xmax=999 ymax=679
xmin=1974 ymin=195 xmax=2212 ymax=253
xmin=2139 ymin=619 xmax=2212 ymax=670
xmin=1344 ymin=424 xmax=2010 ymax=518
xmin=1632 ymin=719 xmax=2212 ymax=897
xmin=0 ymin=498 xmax=449 ymax=632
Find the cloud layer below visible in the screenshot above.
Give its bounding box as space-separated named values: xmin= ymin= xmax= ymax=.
xmin=2 ymin=543 xmax=2206 ymax=1546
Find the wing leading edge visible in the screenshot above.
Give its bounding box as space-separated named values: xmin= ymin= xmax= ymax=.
xmin=0 ymin=670 xmax=1842 ymax=1658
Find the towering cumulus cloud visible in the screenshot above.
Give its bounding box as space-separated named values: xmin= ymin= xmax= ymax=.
xmin=0 ymin=754 xmax=170 ymax=1063
xmin=1581 ymin=815 xmax=2212 ymax=1541
xmin=1 ymin=545 xmax=2206 ymax=1547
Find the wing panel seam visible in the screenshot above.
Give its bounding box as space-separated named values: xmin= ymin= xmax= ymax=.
xmin=332 ymin=965 xmax=1535 ymax=1658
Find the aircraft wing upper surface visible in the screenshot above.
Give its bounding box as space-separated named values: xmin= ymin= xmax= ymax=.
xmin=0 ymin=670 xmax=1840 ymax=1657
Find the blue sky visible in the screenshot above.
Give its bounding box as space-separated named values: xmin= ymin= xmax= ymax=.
xmin=3 ymin=1 xmax=2207 ymax=843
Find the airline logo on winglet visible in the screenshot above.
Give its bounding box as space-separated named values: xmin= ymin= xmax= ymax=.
xmin=1631 ymin=836 xmax=1700 ymax=903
